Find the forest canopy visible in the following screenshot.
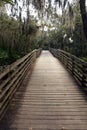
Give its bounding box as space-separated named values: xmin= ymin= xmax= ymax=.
xmin=0 ymin=0 xmax=87 ymax=69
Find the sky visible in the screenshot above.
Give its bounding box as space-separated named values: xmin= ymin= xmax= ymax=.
xmin=7 ymin=0 xmax=87 ymax=21
xmin=7 ymin=0 xmax=87 ymax=15
xmin=6 ymin=0 xmax=87 ymax=32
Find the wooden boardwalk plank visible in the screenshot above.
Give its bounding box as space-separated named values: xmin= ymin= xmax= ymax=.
xmin=0 ymin=51 xmax=87 ymax=130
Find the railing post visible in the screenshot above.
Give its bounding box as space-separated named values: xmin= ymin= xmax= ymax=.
xmin=36 ymin=48 xmax=42 ymax=58
xmin=0 ymin=48 xmax=42 ymax=121
xmin=72 ymin=57 xmax=74 ymax=75
xmin=82 ymin=65 xmax=87 ymax=87
xmin=50 ymin=48 xmax=87 ymax=89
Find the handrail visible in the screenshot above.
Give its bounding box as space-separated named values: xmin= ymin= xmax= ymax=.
xmin=50 ymin=48 xmax=87 ymax=88
xmin=0 ymin=48 xmax=42 ymax=120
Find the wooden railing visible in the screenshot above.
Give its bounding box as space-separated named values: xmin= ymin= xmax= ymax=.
xmin=50 ymin=48 xmax=87 ymax=88
xmin=0 ymin=48 xmax=41 ymax=120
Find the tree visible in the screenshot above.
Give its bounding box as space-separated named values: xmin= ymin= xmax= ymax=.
xmin=79 ymin=0 xmax=87 ymax=41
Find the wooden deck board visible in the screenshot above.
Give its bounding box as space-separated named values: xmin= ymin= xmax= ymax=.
xmin=0 ymin=51 xmax=87 ymax=130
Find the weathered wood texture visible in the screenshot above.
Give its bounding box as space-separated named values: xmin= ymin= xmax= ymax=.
xmin=50 ymin=48 xmax=87 ymax=88
xmin=0 ymin=48 xmax=41 ymax=121
xmin=0 ymin=51 xmax=87 ymax=130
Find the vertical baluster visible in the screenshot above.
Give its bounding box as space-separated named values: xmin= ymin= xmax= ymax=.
xmin=82 ymin=64 xmax=87 ymax=87
xmin=72 ymin=57 xmax=74 ymax=75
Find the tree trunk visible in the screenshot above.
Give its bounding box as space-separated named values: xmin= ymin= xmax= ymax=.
xmin=79 ymin=0 xmax=87 ymax=40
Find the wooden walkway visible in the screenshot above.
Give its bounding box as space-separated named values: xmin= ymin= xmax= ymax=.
xmin=0 ymin=51 xmax=87 ymax=130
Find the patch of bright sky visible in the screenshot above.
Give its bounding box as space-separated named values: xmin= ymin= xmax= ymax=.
xmin=6 ymin=0 xmax=87 ymax=31
xmin=7 ymin=0 xmax=87 ymax=19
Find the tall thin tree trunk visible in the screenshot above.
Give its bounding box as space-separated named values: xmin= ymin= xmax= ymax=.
xmin=79 ymin=0 xmax=87 ymax=40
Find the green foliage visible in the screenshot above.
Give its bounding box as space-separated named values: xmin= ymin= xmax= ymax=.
xmin=0 ymin=0 xmax=13 ymax=6
xmin=47 ymin=2 xmax=87 ymax=58
xmin=0 ymin=0 xmax=87 ymax=67
xmin=0 ymin=48 xmax=8 ymax=58
xmin=0 ymin=11 xmax=40 ymax=66
xmin=32 ymin=0 xmax=45 ymax=11
xmin=81 ymin=57 xmax=87 ymax=62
